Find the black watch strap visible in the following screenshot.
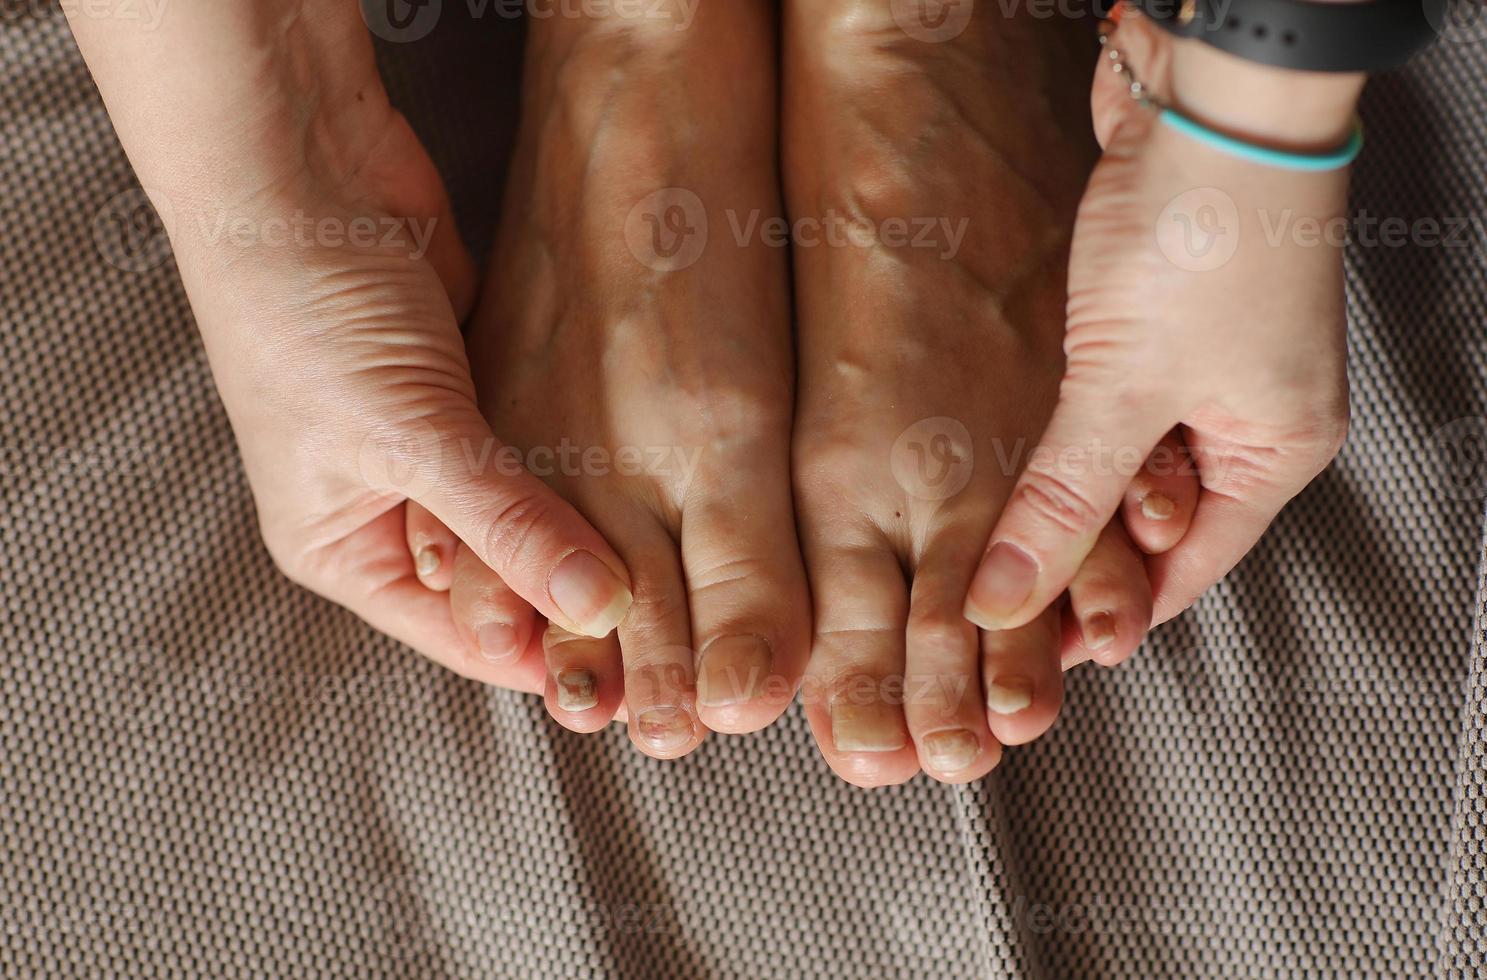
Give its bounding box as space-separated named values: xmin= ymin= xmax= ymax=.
xmin=1134 ymin=0 xmax=1445 ymax=73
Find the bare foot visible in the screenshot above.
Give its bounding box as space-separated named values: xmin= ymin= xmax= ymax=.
xmin=420 ymin=2 xmax=809 ymax=757
xmin=783 ymin=2 xmax=1197 ymax=785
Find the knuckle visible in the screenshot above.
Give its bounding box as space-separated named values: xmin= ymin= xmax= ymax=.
xmin=476 ymin=485 xmax=557 ymax=577
xmin=1014 ymin=467 xmax=1104 ymax=538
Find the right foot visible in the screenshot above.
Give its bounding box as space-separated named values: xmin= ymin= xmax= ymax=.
xmin=783 ymin=2 xmax=1198 ymax=785
xmin=416 ymin=3 xmax=811 ymax=757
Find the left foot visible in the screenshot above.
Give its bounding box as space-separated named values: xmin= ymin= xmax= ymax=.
xmin=414 ymin=3 xmax=810 ymax=756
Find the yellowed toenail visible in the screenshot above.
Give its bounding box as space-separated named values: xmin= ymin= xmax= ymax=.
xmin=697 ymin=636 xmax=771 ymax=707
xmin=415 ymin=545 xmax=441 ymax=577
xmin=1083 ymin=612 xmax=1116 ymax=651
xmin=987 ymin=677 xmax=1034 ymax=715
xmin=922 ymin=729 xmax=979 ymax=772
xmin=1140 ymin=492 xmax=1176 ymax=521
xmin=636 ymin=707 xmax=693 ymax=750
xmin=555 ymin=669 xmax=598 ymax=711
xmin=830 ymin=702 xmax=907 ymax=753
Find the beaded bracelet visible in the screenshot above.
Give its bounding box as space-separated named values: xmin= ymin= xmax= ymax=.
xmin=1098 ymin=17 xmax=1364 ymax=173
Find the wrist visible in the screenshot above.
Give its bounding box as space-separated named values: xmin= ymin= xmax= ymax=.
xmin=70 ymin=0 xmax=392 ymax=207
xmin=1168 ymin=38 xmax=1364 ymax=150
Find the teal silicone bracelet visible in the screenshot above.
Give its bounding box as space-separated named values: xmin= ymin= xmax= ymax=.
xmin=1158 ymin=109 xmax=1364 ymax=172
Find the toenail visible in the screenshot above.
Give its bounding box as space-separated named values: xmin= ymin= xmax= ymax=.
xmin=636 ymin=706 xmax=694 ymax=750
xmin=697 ymin=635 xmax=771 ymax=707
xmin=477 ymin=622 xmax=520 ymax=663
xmin=986 ymin=676 xmax=1034 ymax=715
xmin=922 ymin=729 xmax=980 ymax=772
xmin=414 ymin=544 xmax=441 ymax=578
xmin=555 ymin=669 xmax=598 ymax=711
xmin=830 ymin=701 xmax=907 ymax=753
xmin=1082 ymin=611 xmax=1116 ymax=651
xmin=965 ymin=542 xmax=1038 ymax=629
xmin=549 ymin=551 xmax=633 ymax=639
xmin=1140 ymin=492 xmax=1176 ymax=521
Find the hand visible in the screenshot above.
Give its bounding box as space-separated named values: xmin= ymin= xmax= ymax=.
xmin=964 ymin=14 xmax=1357 ymax=633
xmin=67 ymin=1 xmax=634 ymax=687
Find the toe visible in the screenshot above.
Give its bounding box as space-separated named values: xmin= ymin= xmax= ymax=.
xmin=904 ymin=535 xmax=1002 ymax=783
xmin=802 ymin=536 xmax=919 ymax=788
xmin=682 ymin=467 xmax=811 ymax=735
xmin=1062 ymin=520 xmax=1155 ymax=670
xmin=405 ymin=501 xmax=458 ymax=592
xmin=981 ymin=606 xmax=1064 ymax=747
xmin=542 ymin=622 xmax=624 ymax=732
xmin=614 ymin=524 xmax=705 ymax=760
xmin=450 ymin=542 xmax=538 ymax=671
xmin=1122 ymin=429 xmax=1199 ymax=556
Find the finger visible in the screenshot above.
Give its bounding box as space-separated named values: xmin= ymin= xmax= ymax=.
xmin=1147 ymin=427 xmax=1342 ymax=625
xmin=800 ymin=536 xmax=919 ymax=789
xmin=1060 ymin=520 xmax=1154 ymax=670
xmin=682 ymin=465 xmax=811 ymax=736
xmin=404 ymin=500 xmax=458 ymax=592
xmin=1121 ymin=429 xmax=1199 ymax=556
xmin=401 ymin=414 xmax=635 ymax=640
xmin=981 ymin=606 xmax=1064 ymax=747
xmin=543 ymin=621 xmax=624 ymax=733
xmin=963 ymin=390 xmax=1172 ymax=633
xmin=336 ymin=507 xmax=546 ymax=694
xmin=449 ymin=541 xmax=538 ymax=669
xmin=904 ymin=531 xmax=1003 ymax=784
xmin=614 ymin=524 xmax=705 ymax=760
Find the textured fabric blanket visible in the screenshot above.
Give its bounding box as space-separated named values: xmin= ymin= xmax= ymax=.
xmin=2 ymin=7 xmax=1484 ymax=977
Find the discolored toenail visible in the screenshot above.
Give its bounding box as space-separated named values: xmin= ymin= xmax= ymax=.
xmin=477 ymin=622 xmax=520 ymax=663
xmin=697 ymin=635 xmax=772 ymax=707
xmin=922 ymin=729 xmax=980 ymax=772
xmin=1140 ymin=492 xmax=1176 ymax=521
xmin=986 ymin=676 xmax=1034 ymax=715
xmin=830 ymin=701 xmax=907 ymax=753
xmin=555 ymin=669 xmax=598 ymax=711
xmin=1082 ymin=611 xmax=1116 ymax=651
xmin=414 ymin=545 xmax=441 ymax=578
xmin=636 ymin=706 xmax=694 ymax=750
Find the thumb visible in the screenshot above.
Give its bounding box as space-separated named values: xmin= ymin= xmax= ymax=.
xmin=365 ymin=412 xmax=633 ymax=639
xmin=964 ymin=383 xmax=1173 ymax=632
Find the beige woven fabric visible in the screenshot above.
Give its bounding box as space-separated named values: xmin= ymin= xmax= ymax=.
xmin=3 ymin=6 xmax=1485 ymax=978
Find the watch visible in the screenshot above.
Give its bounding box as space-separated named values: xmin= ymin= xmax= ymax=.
xmin=1134 ymin=0 xmax=1446 ymax=73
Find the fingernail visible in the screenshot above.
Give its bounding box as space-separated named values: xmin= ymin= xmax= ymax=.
xmin=1140 ymin=492 xmax=1176 ymax=521
xmin=986 ymin=676 xmax=1034 ymax=715
xmin=549 ymin=551 xmax=632 ymax=638
xmin=477 ymin=622 xmax=520 ymax=663
xmin=964 ymin=542 xmax=1038 ymax=630
xmin=1082 ymin=611 xmax=1116 ymax=651
xmin=555 ymin=668 xmax=598 ymax=711
xmin=697 ymin=636 xmax=772 ymax=707
xmin=414 ymin=544 xmax=441 ymax=578
xmin=922 ymin=729 xmax=980 ymax=772
xmin=830 ymin=701 xmax=907 ymax=753
xmin=636 ymin=706 xmax=694 ymax=751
